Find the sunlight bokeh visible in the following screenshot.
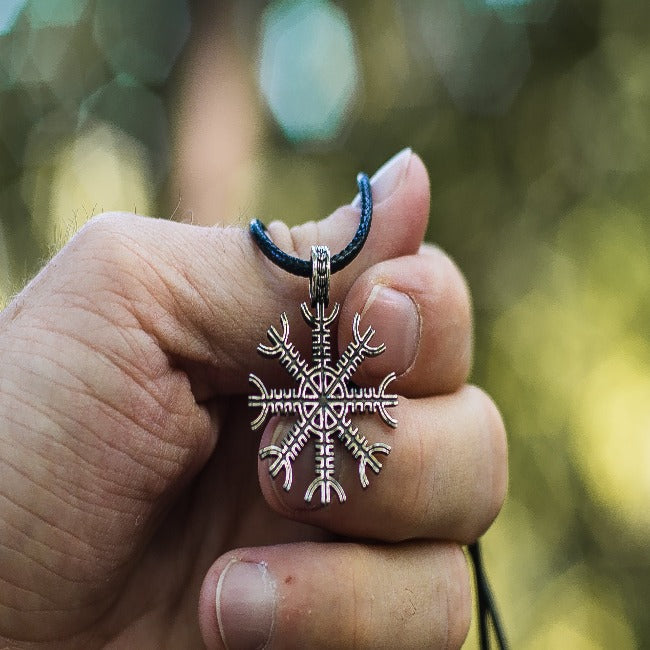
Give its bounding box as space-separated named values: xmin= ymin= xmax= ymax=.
xmin=259 ymin=0 xmax=359 ymax=143
xmin=575 ymin=345 xmax=650 ymax=536
xmin=44 ymin=121 xmax=153 ymax=249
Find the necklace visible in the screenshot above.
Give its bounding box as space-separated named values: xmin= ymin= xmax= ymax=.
xmin=247 ymin=170 xmax=508 ymax=649
xmin=248 ymin=173 xmax=397 ymax=505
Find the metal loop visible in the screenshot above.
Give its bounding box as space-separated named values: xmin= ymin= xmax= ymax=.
xmin=309 ymin=246 xmax=330 ymax=306
xmin=250 ymin=172 xmax=373 ymax=277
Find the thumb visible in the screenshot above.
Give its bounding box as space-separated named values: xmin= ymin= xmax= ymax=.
xmin=152 ymin=148 xmax=429 ymax=397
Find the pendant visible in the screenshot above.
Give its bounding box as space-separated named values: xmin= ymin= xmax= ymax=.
xmin=249 ymin=246 xmax=398 ymax=505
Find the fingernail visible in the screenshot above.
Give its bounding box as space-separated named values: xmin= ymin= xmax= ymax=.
xmin=352 ymin=147 xmax=412 ymax=207
xmin=361 ymin=286 xmax=420 ymax=376
xmin=216 ymin=560 xmax=276 ymax=650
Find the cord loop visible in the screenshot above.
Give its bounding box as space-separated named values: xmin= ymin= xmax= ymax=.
xmin=250 ymin=172 xmax=372 ymax=277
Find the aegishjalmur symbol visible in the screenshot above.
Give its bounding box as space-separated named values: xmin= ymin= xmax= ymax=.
xmin=249 ymin=248 xmax=398 ymax=505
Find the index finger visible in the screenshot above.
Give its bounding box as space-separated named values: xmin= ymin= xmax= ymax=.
xmin=57 ymin=149 xmax=430 ymax=399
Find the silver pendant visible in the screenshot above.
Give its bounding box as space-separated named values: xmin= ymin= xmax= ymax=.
xmin=249 ymin=246 xmax=398 ymax=505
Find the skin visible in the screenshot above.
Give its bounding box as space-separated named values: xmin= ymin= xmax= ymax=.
xmin=0 ymin=153 xmax=507 ymax=649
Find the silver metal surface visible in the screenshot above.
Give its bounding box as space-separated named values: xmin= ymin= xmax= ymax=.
xmin=249 ymin=247 xmax=398 ymax=505
xmin=309 ymin=245 xmax=330 ymax=307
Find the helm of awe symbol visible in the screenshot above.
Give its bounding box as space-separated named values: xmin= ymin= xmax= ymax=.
xmin=249 ymin=299 xmax=398 ymax=505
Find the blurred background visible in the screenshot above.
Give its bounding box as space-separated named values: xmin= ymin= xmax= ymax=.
xmin=0 ymin=0 xmax=648 ymax=646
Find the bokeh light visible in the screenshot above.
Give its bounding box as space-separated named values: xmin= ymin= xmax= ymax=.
xmin=409 ymin=0 xmax=531 ymax=114
xmin=491 ymin=0 xmax=558 ymax=25
xmin=0 ymin=0 xmax=26 ymax=36
xmin=93 ymin=0 xmax=190 ymax=86
xmin=575 ymin=345 xmax=650 ymax=535
xmin=44 ymin=121 xmax=153 ymax=248
xmin=80 ymin=76 xmax=170 ymax=186
xmin=259 ymin=0 xmax=359 ymax=143
xmin=27 ymin=0 xmax=89 ymax=29
xmin=19 ymin=23 xmax=72 ymax=86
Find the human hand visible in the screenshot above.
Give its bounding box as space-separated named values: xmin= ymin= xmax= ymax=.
xmin=0 ymin=149 xmax=507 ymax=649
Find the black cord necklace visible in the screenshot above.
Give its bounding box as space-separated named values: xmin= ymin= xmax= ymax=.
xmin=249 ymin=172 xmax=507 ymax=650
xmin=250 ymin=172 xmax=373 ymax=277
xmin=469 ymin=541 xmax=509 ymax=649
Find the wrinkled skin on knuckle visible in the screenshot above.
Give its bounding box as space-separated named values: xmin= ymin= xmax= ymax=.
xmin=72 ymin=217 xmax=248 ymax=372
xmin=71 ymin=213 xmax=173 ymax=324
xmin=277 ymin=544 xmax=468 ymax=650
xmin=479 ymin=388 xmax=508 ymax=535
xmin=426 ymin=250 xmax=473 ymax=390
xmin=453 ymin=386 xmax=507 ymax=543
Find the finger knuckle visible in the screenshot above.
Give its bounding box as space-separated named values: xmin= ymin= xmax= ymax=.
xmin=438 ymin=253 xmax=473 ymax=380
xmin=480 ymin=388 xmax=508 ymax=523
xmin=417 ymin=249 xmax=473 ymax=389
xmin=72 ymin=212 xmax=143 ymax=278
xmin=443 ymin=544 xmax=472 ymax=649
xmin=470 ymin=385 xmax=509 ymax=535
xmin=76 ymin=211 xmax=135 ymax=246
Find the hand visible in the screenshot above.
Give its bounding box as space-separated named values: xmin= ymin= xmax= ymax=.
xmin=0 ymin=149 xmax=507 ymax=649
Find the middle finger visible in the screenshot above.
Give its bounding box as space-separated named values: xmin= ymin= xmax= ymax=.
xmin=258 ymin=384 xmax=507 ymax=543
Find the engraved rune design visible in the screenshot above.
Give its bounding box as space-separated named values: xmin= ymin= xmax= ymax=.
xmin=249 ymin=300 xmax=398 ymax=505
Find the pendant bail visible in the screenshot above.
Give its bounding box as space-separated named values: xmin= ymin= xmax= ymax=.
xmin=309 ymin=245 xmax=331 ymax=307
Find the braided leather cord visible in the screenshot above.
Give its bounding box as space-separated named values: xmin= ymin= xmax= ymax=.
xmin=249 ymin=172 xmax=372 ymax=277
